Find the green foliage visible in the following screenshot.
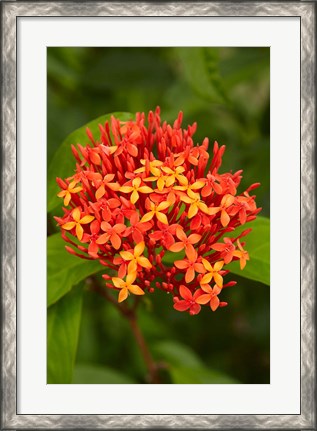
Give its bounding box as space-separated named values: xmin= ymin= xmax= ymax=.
xmin=47 ymin=112 xmax=133 ymax=213
xmin=227 ymin=216 xmax=270 ymax=285
xmin=47 ymin=286 xmax=83 ymax=383
xmin=47 ymin=47 xmax=270 ymax=385
xmin=153 ymin=341 xmax=238 ymax=384
xmin=47 ymin=233 xmax=102 ymax=306
xmin=73 ymin=364 xmax=136 ymax=384
xmin=174 ymin=48 xmax=226 ymax=104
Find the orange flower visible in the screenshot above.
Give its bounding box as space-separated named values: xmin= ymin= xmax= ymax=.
xmin=173 ymin=285 xmax=202 ymax=315
xmin=61 ymin=207 xmax=94 ymax=241
xmin=174 ymin=248 xmax=205 ymax=283
xmin=209 ymin=194 xmax=235 ymax=227
xmin=169 ymin=227 xmax=201 ymax=256
xmin=134 ymin=159 xmax=163 ymax=176
xmin=160 ymin=166 xmax=187 ymax=187
xmin=112 ymin=272 xmax=145 ymax=302
xmin=232 ymin=239 xmax=250 ymax=269
xmin=56 ymin=108 xmax=261 ymax=315
xmin=93 ymin=173 xmax=120 ymax=200
xmin=96 ymin=222 xmax=126 ymax=249
xmin=57 ymin=180 xmax=82 ymax=206
xmin=200 ymin=259 xmax=224 ymax=287
xmin=180 ymin=189 xmax=209 ymax=219
xmin=140 ymin=199 xmax=171 ymax=224
xmin=119 ymin=177 xmax=153 ymax=204
xmin=196 ymin=284 xmax=222 ymax=311
xmin=120 ymin=241 xmax=152 ymax=273
xmin=173 ymin=179 xmax=205 ymax=194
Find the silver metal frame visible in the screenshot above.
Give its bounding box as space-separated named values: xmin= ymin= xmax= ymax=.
xmin=1 ymin=1 xmax=315 ymax=429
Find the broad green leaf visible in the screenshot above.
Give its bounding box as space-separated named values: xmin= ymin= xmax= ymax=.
xmin=153 ymin=340 xmax=202 ymax=368
xmin=47 ymin=233 xmax=102 ymax=306
xmin=47 ymin=112 xmax=133 ymax=212
xmin=174 ymin=48 xmax=226 ymax=104
xmin=73 ymin=364 xmax=136 ymax=384
xmin=153 ymin=340 xmax=237 ymax=384
xmin=169 ymin=366 xmax=238 ymax=384
xmin=226 ymin=216 xmax=270 ymax=286
xmin=47 ymin=286 xmax=83 ymax=384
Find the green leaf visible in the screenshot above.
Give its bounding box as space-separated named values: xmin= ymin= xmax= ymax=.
xmin=153 ymin=340 xmax=238 ymax=384
xmin=226 ymin=216 xmax=270 ymax=285
xmin=47 ymin=233 xmax=102 ymax=306
xmin=72 ymin=364 xmax=136 ymax=384
xmin=47 ymin=112 xmax=133 ymax=213
xmin=47 ymin=286 xmax=83 ymax=384
xmin=162 ymin=250 xmax=185 ymax=266
xmin=169 ymin=365 xmax=238 ymax=384
xmin=175 ymin=48 xmax=226 ymax=104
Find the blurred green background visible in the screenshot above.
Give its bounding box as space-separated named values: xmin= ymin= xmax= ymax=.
xmin=47 ymin=47 xmax=270 ymax=384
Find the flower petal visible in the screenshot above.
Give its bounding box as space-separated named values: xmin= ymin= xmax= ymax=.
xmin=118 ymin=288 xmax=129 ymax=303
xmin=131 ymin=190 xmax=139 ymax=204
xmin=174 ymin=260 xmax=189 ymax=269
xmin=120 ymin=251 xmax=134 ymax=261
xmin=128 ymin=284 xmax=145 ymax=296
xmin=214 ymin=273 xmax=223 ymax=288
xmin=80 ymin=215 xmax=95 ymax=224
xmin=179 ymin=285 xmax=192 ymax=300
xmin=112 ymin=277 xmax=125 ymax=288
xmin=64 ymin=192 xmax=71 ymax=206
xmin=126 ymin=271 xmax=137 ymax=285
xmin=156 ymin=212 xmax=168 ymax=224
xmin=200 ymin=273 xmax=213 ymax=285
xmin=202 ymin=258 xmax=213 ymax=271
xmin=188 ymin=204 xmax=198 ymax=219
xmin=76 ymin=223 xmax=84 ymax=241
xmin=61 ymin=222 xmax=76 ymax=230
xmin=134 ymin=241 xmax=145 ymax=257
xmin=220 ymin=210 xmax=230 ymax=227
xmin=185 ymin=267 xmax=195 ymax=283
xmin=137 ymin=256 xmax=152 ymax=269
xmin=195 ymin=294 xmax=212 ymax=305
xmin=169 ymin=242 xmax=185 ymax=253
xmin=95 ymin=185 xmax=105 ymax=200
xmin=188 ymin=233 xmax=201 ymax=244
xmin=119 ymin=186 xmax=134 ymax=193
xmin=210 ymin=296 xmax=220 ymax=311
xmin=138 ymin=186 xmax=153 ymax=193
xmin=72 ymin=207 xmax=81 ymax=222
xmin=173 ymin=300 xmax=190 ymax=312
xmin=132 ymin=177 xmax=141 ymax=188
xmin=110 ymin=232 xmax=121 ymax=249
xmin=140 ymin=212 xmax=154 ymax=223
xmin=96 ymin=233 xmax=110 ymax=244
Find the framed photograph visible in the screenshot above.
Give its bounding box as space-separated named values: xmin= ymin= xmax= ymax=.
xmin=2 ymin=1 xmax=315 ymax=429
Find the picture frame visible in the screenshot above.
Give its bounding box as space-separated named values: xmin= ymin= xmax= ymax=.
xmin=1 ymin=1 xmax=315 ymax=429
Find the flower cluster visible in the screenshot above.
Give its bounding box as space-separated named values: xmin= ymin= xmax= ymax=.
xmin=55 ymin=107 xmax=261 ymax=315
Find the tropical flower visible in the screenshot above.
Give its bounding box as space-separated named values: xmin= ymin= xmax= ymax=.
xmin=55 ymin=107 xmax=261 ymax=312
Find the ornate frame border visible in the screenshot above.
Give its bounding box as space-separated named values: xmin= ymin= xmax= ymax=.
xmin=1 ymin=1 xmax=315 ymax=429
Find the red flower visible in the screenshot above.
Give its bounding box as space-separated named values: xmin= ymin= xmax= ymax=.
xmin=174 ymin=248 xmax=205 ymax=283
xmin=169 ymin=227 xmax=201 ymax=256
xmin=124 ymin=212 xmax=152 ymax=243
xmin=149 ymin=221 xmax=178 ymax=249
xmin=55 ymin=107 xmax=261 ymax=314
xmin=196 ymin=284 xmax=222 ymax=311
xmin=173 ymin=285 xmax=202 ymax=315
xmin=96 ymin=222 xmax=126 ymax=249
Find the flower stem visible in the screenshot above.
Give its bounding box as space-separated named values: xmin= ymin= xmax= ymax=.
xmin=88 ymin=276 xmax=160 ymax=383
